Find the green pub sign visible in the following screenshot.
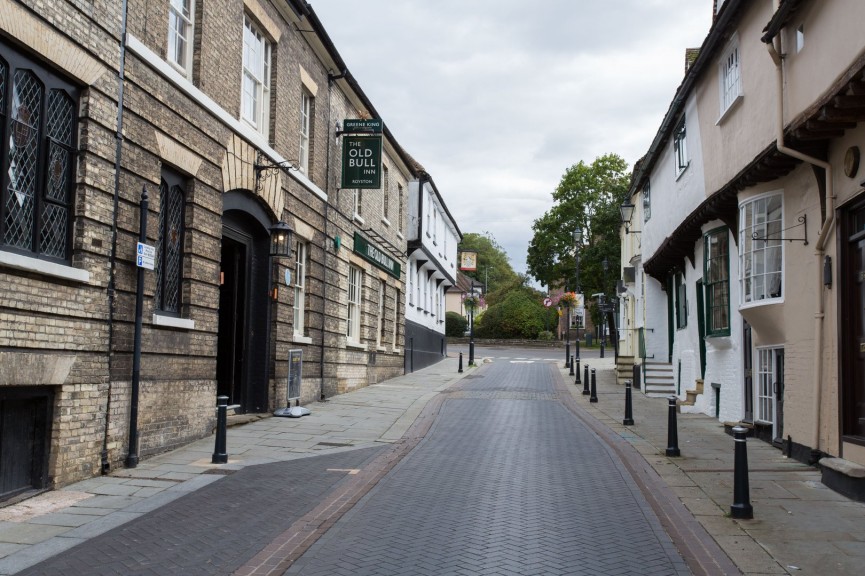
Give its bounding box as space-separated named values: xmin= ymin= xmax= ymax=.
xmin=353 ymin=233 xmax=401 ymax=279
xmin=343 ymin=119 xmax=383 ymax=133
xmin=341 ymin=135 xmax=382 ymax=189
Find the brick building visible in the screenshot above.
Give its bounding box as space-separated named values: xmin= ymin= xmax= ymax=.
xmin=0 ymin=0 xmax=448 ymax=499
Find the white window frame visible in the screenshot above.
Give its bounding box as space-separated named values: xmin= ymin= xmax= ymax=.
xmin=393 ymin=290 xmax=400 ymax=349
xmin=377 ymin=279 xmax=386 ymax=348
xmin=299 ymin=90 xmax=312 ymax=173
xmin=347 ymin=265 xmax=362 ymax=343
xmin=241 ymin=16 xmax=271 ymax=136
xmin=398 ymin=184 xmax=404 ymax=234
xmin=354 ymin=189 xmax=363 ymax=220
xmin=739 ymin=192 xmax=784 ymax=305
xmin=719 ymin=34 xmax=742 ymax=119
xmin=168 ymin=0 xmax=195 ymax=76
xmin=673 ymin=116 xmax=688 ymax=176
xmin=293 ymin=241 xmax=307 ymax=337
xmin=433 ymin=209 xmax=437 ymax=244
xmin=756 ymin=347 xmax=781 ymax=424
xmin=382 ymin=165 xmax=390 ymax=221
xmin=426 ymin=194 xmax=431 ymax=235
xmin=408 ymin=262 xmax=414 ymax=306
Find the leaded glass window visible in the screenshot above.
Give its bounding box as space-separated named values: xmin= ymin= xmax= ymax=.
xmin=155 ymin=169 xmax=186 ymax=314
xmin=704 ymin=227 xmax=730 ymax=336
xmin=1 ymin=44 xmax=78 ymax=262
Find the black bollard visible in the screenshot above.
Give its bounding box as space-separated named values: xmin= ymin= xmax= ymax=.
xmin=569 ymin=356 xmax=575 ymax=376
xmin=665 ymin=396 xmax=680 ymax=457
xmin=574 ymin=358 xmax=581 ymax=386
xmin=212 ymin=395 xmax=229 ymax=464
xmin=590 ymin=368 xmax=598 ymax=403
xmin=458 ymin=352 xmax=463 ymax=373
xmin=582 ymin=364 xmax=590 ymax=395
xmin=575 ymin=339 xmax=580 ymax=360
xmin=623 ymin=380 xmax=634 ymax=425
xmin=633 ymin=363 xmax=641 ymax=390
xmin=730 ymin=426 xmax=754 ymax=519
xmin=565 ymin=340 xmax=571 ymax=369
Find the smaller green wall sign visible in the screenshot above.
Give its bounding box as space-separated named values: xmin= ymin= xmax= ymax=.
xmin=341 ymin=135 xmax=382 ymax=189
xmin=353 ymin=233 xmax=401 ymax=279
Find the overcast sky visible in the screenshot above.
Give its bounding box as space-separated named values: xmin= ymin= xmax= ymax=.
xmin=310 ymin=1 xmax=713 ymax=279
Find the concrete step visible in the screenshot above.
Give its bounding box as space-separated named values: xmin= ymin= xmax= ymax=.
xmin=643 ymin=361 xmax=675 ymax=397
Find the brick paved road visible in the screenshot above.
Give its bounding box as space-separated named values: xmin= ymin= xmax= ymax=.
xmin=285 ymin=362 xmax=691 ymax=576
xmin=15 ymin=447 xmax=385 ymax=576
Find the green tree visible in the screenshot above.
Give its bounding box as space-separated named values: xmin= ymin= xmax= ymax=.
xmin=526 ymin=153 xmax=629 ymax=321
xmin=457 ymin=232 xmax=519 ymax=301
xmin=472 ymin=277 xmax=559 ymax=339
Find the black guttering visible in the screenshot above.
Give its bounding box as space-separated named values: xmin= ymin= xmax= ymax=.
xmin=293 ymin=1 xmax=419 ymax=179
xmin=406 ymin=241 xmax=457 ymax=286
xmin=416 ymin=171 xmax=463 ymax=242
xmin=627 ymin=0 xmax=745 ymax=197
xmin=761 ymin=0 xmax=806 ymax=44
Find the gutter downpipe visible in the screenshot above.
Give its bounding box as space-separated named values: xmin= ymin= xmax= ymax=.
xmin=321 ymin=69 xmax=346 ymax=400
xmin=102 ymin=0 xmax=130 ymax=475
xmin=766 ymin=31 xmax=834 ymax=456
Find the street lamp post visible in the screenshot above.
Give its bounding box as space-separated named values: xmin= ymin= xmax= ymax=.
xmin=564 ymin=290 xmax=570 ymax=368
xmin=468 ymin=281 xmax=476 ymax=366
xmin=574 ymin=226 xmax=582 ymax=345
xmin=600 ymin=257 xmax=609 ymax=359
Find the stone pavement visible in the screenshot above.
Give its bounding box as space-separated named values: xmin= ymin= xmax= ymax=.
xmin=285 ymin=360 xmax=690 ymax=576
xmin=0 ymin=350 xmax=862 ymax=575
xmin=563 ymin=356 xmax=865 ymax=576
xmin=0 ymin=359 xmax=468 ymax=575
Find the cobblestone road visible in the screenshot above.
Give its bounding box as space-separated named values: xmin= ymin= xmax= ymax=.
xmin=285 ymin=361 xmax=691 ymax=576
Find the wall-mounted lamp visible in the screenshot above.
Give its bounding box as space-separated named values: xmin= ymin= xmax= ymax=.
xmin=823 ymin=255 xmax=832 ymax=288
xmin=619 ymin=202 xmax=642 ymax=234
xmin=269 ymin=221 xmax=294 ymax=258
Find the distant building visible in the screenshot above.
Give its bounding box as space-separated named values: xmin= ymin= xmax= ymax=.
xmin=405 ymin=169 xmax=461 ymax=370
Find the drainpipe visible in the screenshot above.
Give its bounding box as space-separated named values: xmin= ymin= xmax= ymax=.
xmin=766 ymin=30 xmax=834 ymax=457
xmin=320 ymin=69 xmax=346 ymax=400
xmin=102 ymin=0 xmax=130 ymax=474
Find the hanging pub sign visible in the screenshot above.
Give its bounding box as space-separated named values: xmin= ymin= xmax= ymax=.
xmin=341 ymin=135 xmax=382 ymax=189
xmin=354 ymin=232 xmax=401 ymax=279
xmin=343 ymin=118 xmax=383 ymax=133
xmin=459 ymin=250 xmax=478 ymax=271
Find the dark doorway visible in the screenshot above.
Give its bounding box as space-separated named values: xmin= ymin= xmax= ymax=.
xmin=218 ymin=233 xmax=248 ymax=406
xmin=743 ymin=320 xmax=753 ymax=423
xmin=217 ymin=211 xmax=271 ymax=413
xmin=774 ymin=349 xmax=785 ymax=446
xmin=1 ymin=387 xmax=53 ymax=501
xmin=841 ymin=198 xmax=865 ymax=440
xmin=696 ymin=279 xmax=707 ymax=380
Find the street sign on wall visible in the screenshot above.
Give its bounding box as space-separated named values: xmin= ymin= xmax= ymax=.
xmin=341 ymin=135 xmax=382 ymax=189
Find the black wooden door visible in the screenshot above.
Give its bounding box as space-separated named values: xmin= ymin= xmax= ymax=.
xmin=217 ymin=233 xmax=248 ymax=406
xmin=842 ymin=201 xmax=865 ymax=439
xmin=1 ymin=389 xmax=51 ymax=501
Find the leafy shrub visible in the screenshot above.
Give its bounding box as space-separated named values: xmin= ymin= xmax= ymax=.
xmin=537 ymin=330 xmax=555 ymax=340
xmin=475 ymin=290 xmax=546 ymax=339
xmin=445 ymin=311 xmax=468 ymax=337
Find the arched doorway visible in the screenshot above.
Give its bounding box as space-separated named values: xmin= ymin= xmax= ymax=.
xmin=217 ymin=192 xmax=273 ymax=413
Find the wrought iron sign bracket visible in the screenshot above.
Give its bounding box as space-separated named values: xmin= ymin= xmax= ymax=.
xmin=254 ymin=151 xmax=298 ymax=195
xmin=752 ymin=214 xmax=807 ymax=245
